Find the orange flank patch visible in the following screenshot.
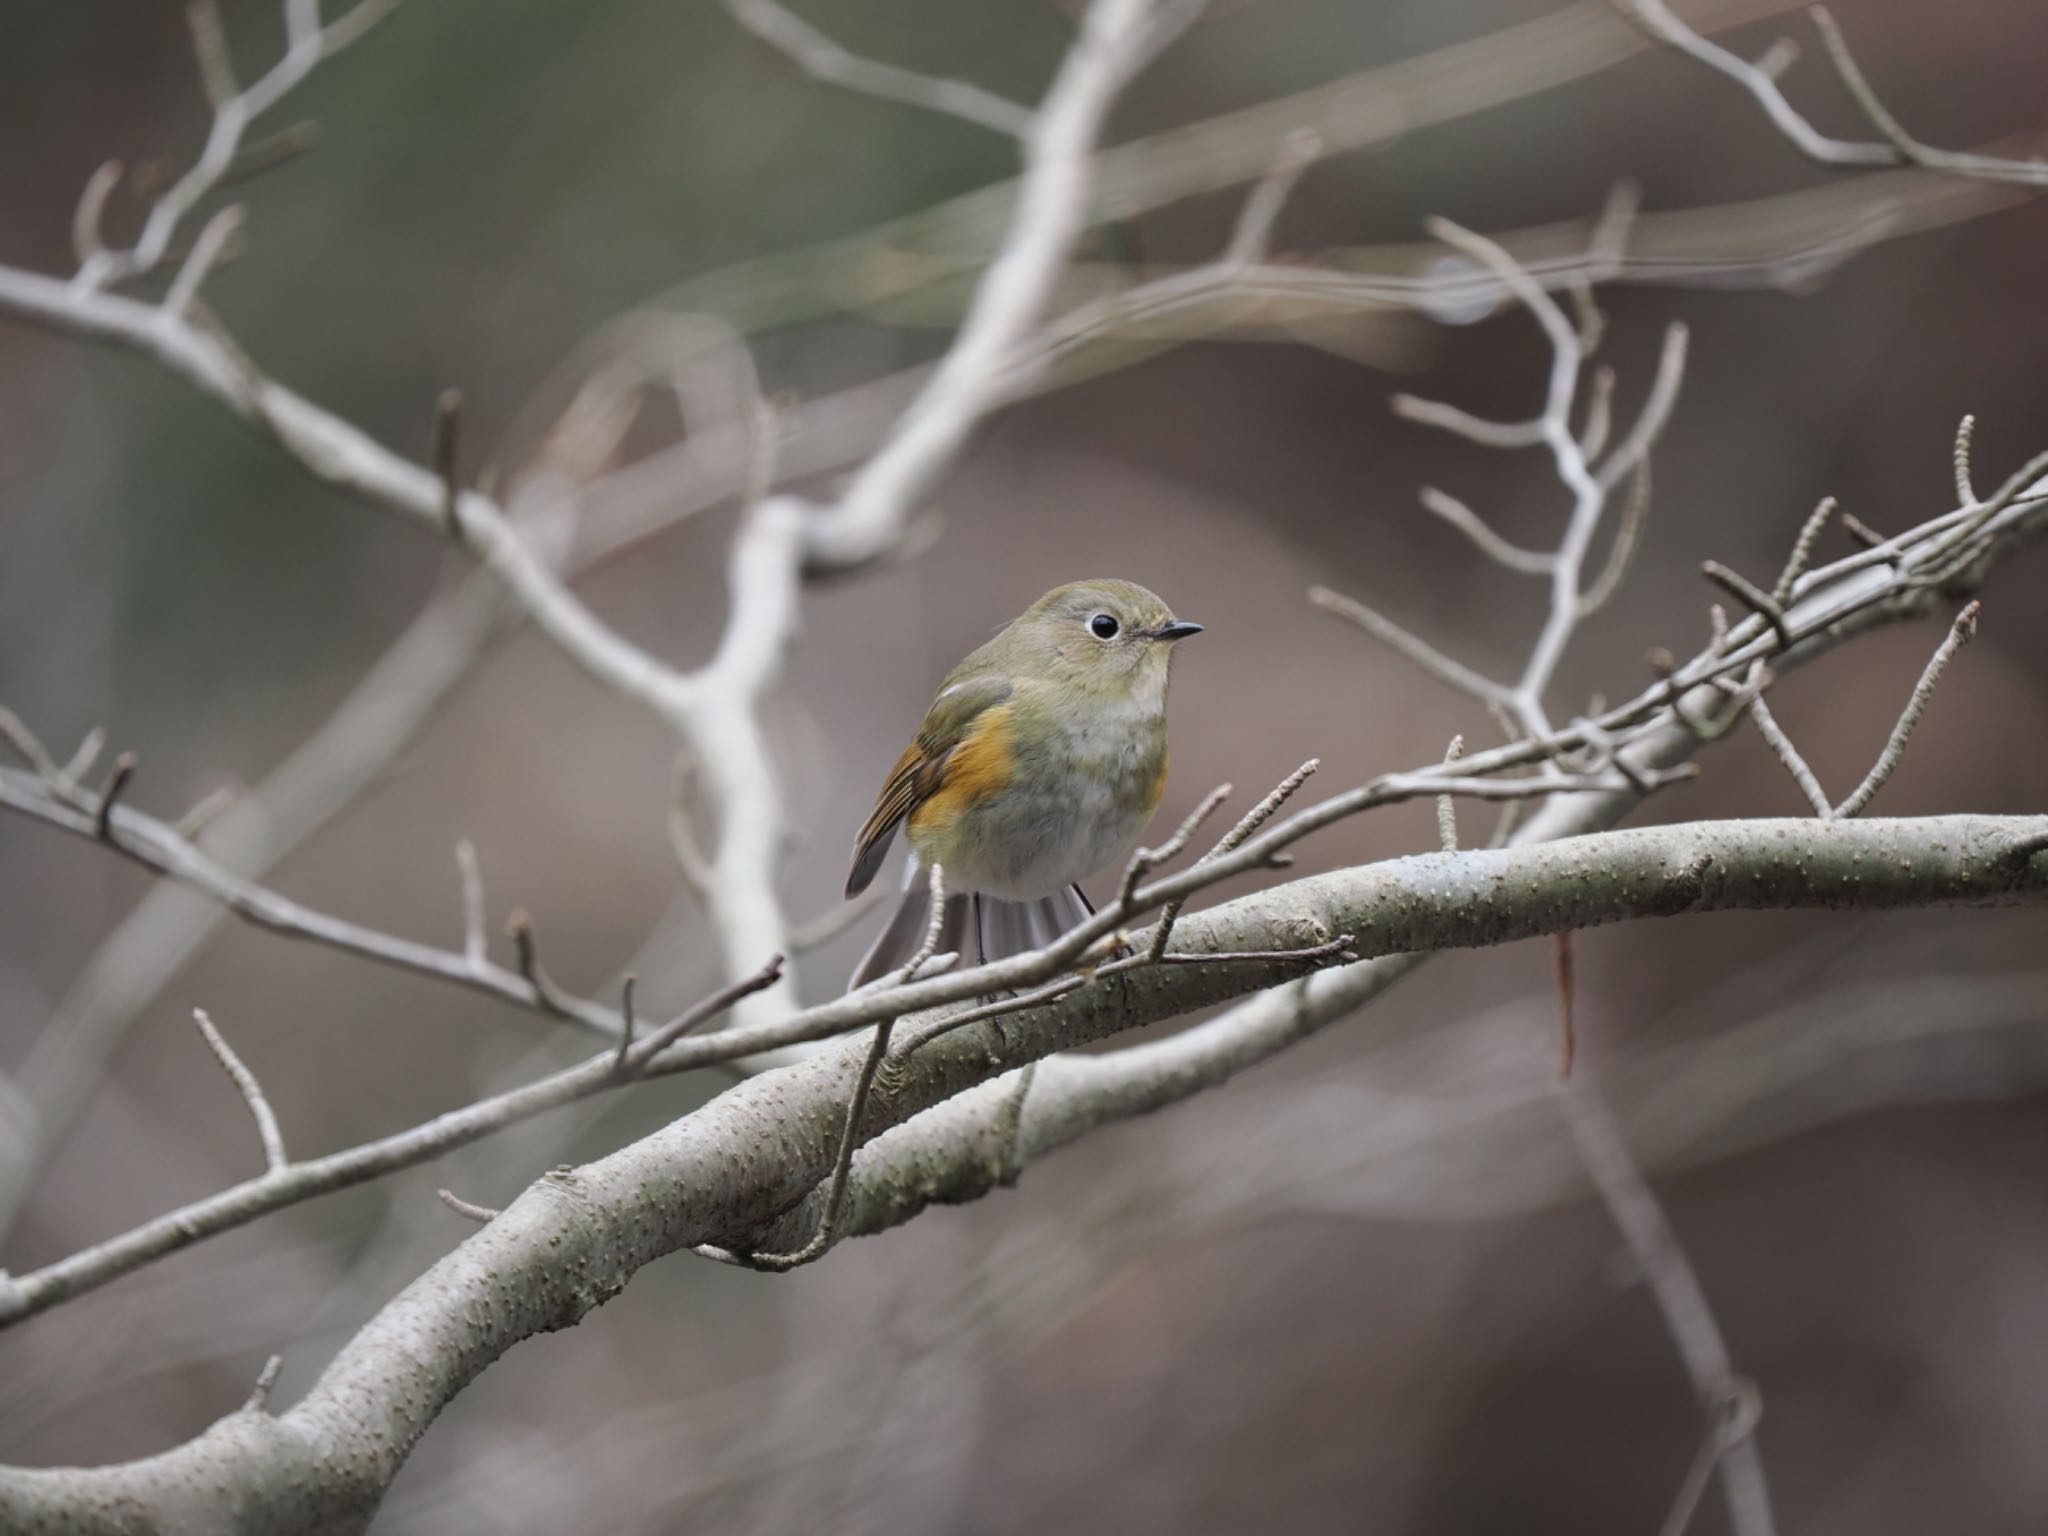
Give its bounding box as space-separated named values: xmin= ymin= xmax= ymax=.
xmin=909 ymin=704 xmax=1016 ymax=848
xmin=1144 ymin=747 xmax=1169 ymax=820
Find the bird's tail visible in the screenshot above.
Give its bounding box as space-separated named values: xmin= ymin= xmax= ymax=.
xmin=848 ymin=862 xmax=1095 ymax=991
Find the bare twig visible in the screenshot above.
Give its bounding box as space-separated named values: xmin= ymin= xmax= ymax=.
xmin=1222 ymin=129 xmax=1321 ymax=267
xmin=619 ymin=955 xmax=788 ymax=1072
xmin=2 ymin=759 xmax=628 ymax=1037
xmin=94 ymin=751 xmax=136 ymax=841
xmin=741 ymin=1013 xmax=899 ymax=1272
xmin=1577 ymin=365 xmax=1617 ymax=460
xmin=1619 ymin=0 xmax=2048 ymax=187
xmin=1577 ymin=460 xmax=1651 ymax=618
xmin=1561 ymin=1086 xmax=1775 ymax=1536
xmin=1952 ymin=414 xmax=1978 ymax=506
xmin=1610 ymin=0 xmax=1892 ymax=167
xmin=1701 ymin=561 xmax=1793 ymax=653
xmin=60 ymin=728 xmax=107 ymax=793
xmin=0 ymin=707 xmax=61 ymax=781
xmin=723 ymin=0 xmax=1033 ymax=139
xmin=1808 ymin=7 xmax=2048 ymax=187
xmin=173 ymin=783 xmax=240 ymax=841
xmin=1592 ymin=322 xmax=1689 ymax=493
xmin=1119 ymin=786 xmax=1233 ymax=909
xmin=1420 ymin=487 xmax=1554 ymax=575
xmin=243 ymin=1354 xmax=284 ymax=1416
xmin=192 ymin=1009 xmax=287 ymax=1175
xmin=1391 ymin=393 xmax=1547 ymax=449
xmin=162 ymin=205 xmax=246 ymax=317
xmin=1310 ymin=585 xmax=1512 ymax=707
xmin=505 ymin=911 xmax=580 ymax=1020
xmin=69 ymin=161 xmax=123 ymax=266
xmin=796 ymin=0 xmax=1164 ymax=569
xmin=1833 ymin=601 xmax=1980 ymax=818
xmin=1148 ymin=759 xmax=1319 ymax=964
xmin=612 ymin=975 xmax=638 ymax=1075
xmin=435 ymin=1189 xmax=499 ymax=1224
xmin=1747 ymin=692 xmax=1833 ymax=818
xmin=75 ymin=0 xmax=406 ymax=293
xmin=1771 ymin=496 xmax=1835 ymax=603
xmin=1437 ymin=736 xmax=1464 ymax=853
xmin=1837 ymin=508 xmax=1887 ymax=548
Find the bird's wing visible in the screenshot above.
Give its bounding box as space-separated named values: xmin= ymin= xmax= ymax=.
xmin=846 ymin=673 xmax=1014 ymax=897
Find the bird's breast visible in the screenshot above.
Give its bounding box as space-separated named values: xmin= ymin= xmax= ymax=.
xmin=909 ymin=688 xmax=1168 ymax=899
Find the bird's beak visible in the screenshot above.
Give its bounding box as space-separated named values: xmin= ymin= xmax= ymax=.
xmin=1154 ymin=620 xmax=1204 ymax=642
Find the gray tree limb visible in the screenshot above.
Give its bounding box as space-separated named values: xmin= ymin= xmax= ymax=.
xmin=1 ymin=813 xmax=2042 ymax=1533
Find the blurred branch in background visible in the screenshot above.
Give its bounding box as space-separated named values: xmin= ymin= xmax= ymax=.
xmin=4 ymin=0 xmax=2034 ymax=1258
xmin=0 ymin=0 xmax=2046 ymax=1529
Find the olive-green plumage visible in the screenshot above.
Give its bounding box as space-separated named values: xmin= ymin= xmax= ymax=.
xmin=846 ymin=579 xmax=1200 ymax=986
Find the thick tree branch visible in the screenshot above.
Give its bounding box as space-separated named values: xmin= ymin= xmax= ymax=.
xmin=2 ymin=812 xmax=2039 ymax=1528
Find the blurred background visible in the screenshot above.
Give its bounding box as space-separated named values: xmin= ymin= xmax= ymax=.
xmin=3 ymin=0 xmax=2047 ymax=1530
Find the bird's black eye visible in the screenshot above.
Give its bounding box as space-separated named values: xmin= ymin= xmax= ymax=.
xmin=1089 ymin=612 xmax=1120 ymax=639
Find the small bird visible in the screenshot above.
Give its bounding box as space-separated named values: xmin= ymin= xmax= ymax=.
xmin=846 ymin=578 xmax=1203 ymax=988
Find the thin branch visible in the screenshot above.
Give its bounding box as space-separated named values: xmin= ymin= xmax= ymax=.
xmin=505 ymin=911 xmax=580 ymax=1020
xmin=1221 ymin=128 xmax=1321 ymax=267
xmin=1560 ymin=1085 xmax=1775 ymax=1536
xmin=1952 ymin=414 xmax=1978 ymax=506
xmin=1118 ymin=787 xmax=1233 ymax=910
xmin=1391 ymin=393 xmax=1546 ymax=449
xmin=1420 ymin=486 xmax=1554 ymax=574
xmin=797 ymin=0 xmax=1163 ymax=569
xmin=1747 ymin=692 xmax=1833 ymax=818
xmin=1577 ymin=459 xmax=1651 ymax=618
xmin=60 ymin=728 xmax=107 ymax=793
xmin=612 ymin=975 xmax=638 ymax=1075
xmin=94 ymin=751 xmax=136 ymax=841
xmin=1577 ymin=364 xmax=1617 ymax=460
xmin=620 ymin=955 xmax=788 ymax=1072
xmin=1808 ymin=7 xmax=2048 ymax=187
xmin=1832 ymin=600 xmax=1980 ymax=818
xmin=1771 ymin=496 xmax=1835 ymax=604
xmin=173 ymin=783 xmax=240 ymax=841
xmin=1700 ymin=561 xmax=1793 ymax=653
xmin=1837 ymin=507 xmax=1887 ymax=548
xmin=188 ymin=1 xmax=241 ymax=109
xmin=1610 ymin=0 xmax=1894 ymax=167
xmin=435 ymin=1189 xmax=500 ymax=1224
xmin=162 ymin=204 xmax=245 ymax=318
xmin=242 ymin=1354 xmax=284 ymax=1416
xmin=1310 ymin=585 xmax=1512 ymax=706
xmin=722 ymin=0 xmax=1033 ymax=139
xmin=1592 ymin=321 xmax=1689 ymax=493
xmin=69 ymin=162 xmax=124 ymax=267
xmin=74 ymin=0 xmax=406 ymax=292
xmin=740 ymin=1012 xmax=899 ymax=1272
xmin=220 ymin=120 xmax=323 ymax=188
xmin=1437 ymin=735 xmax=1464 ymax=853
xmin=0 ymin=759 xmax=625 ymax=1038
xmin=191 ymin=1009 xmax=286 ymax=1175
xmin=0 ymin=707 xmax=61 ymax=780
xmin=1148 ymin=758 xmax=1320 ymax=964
